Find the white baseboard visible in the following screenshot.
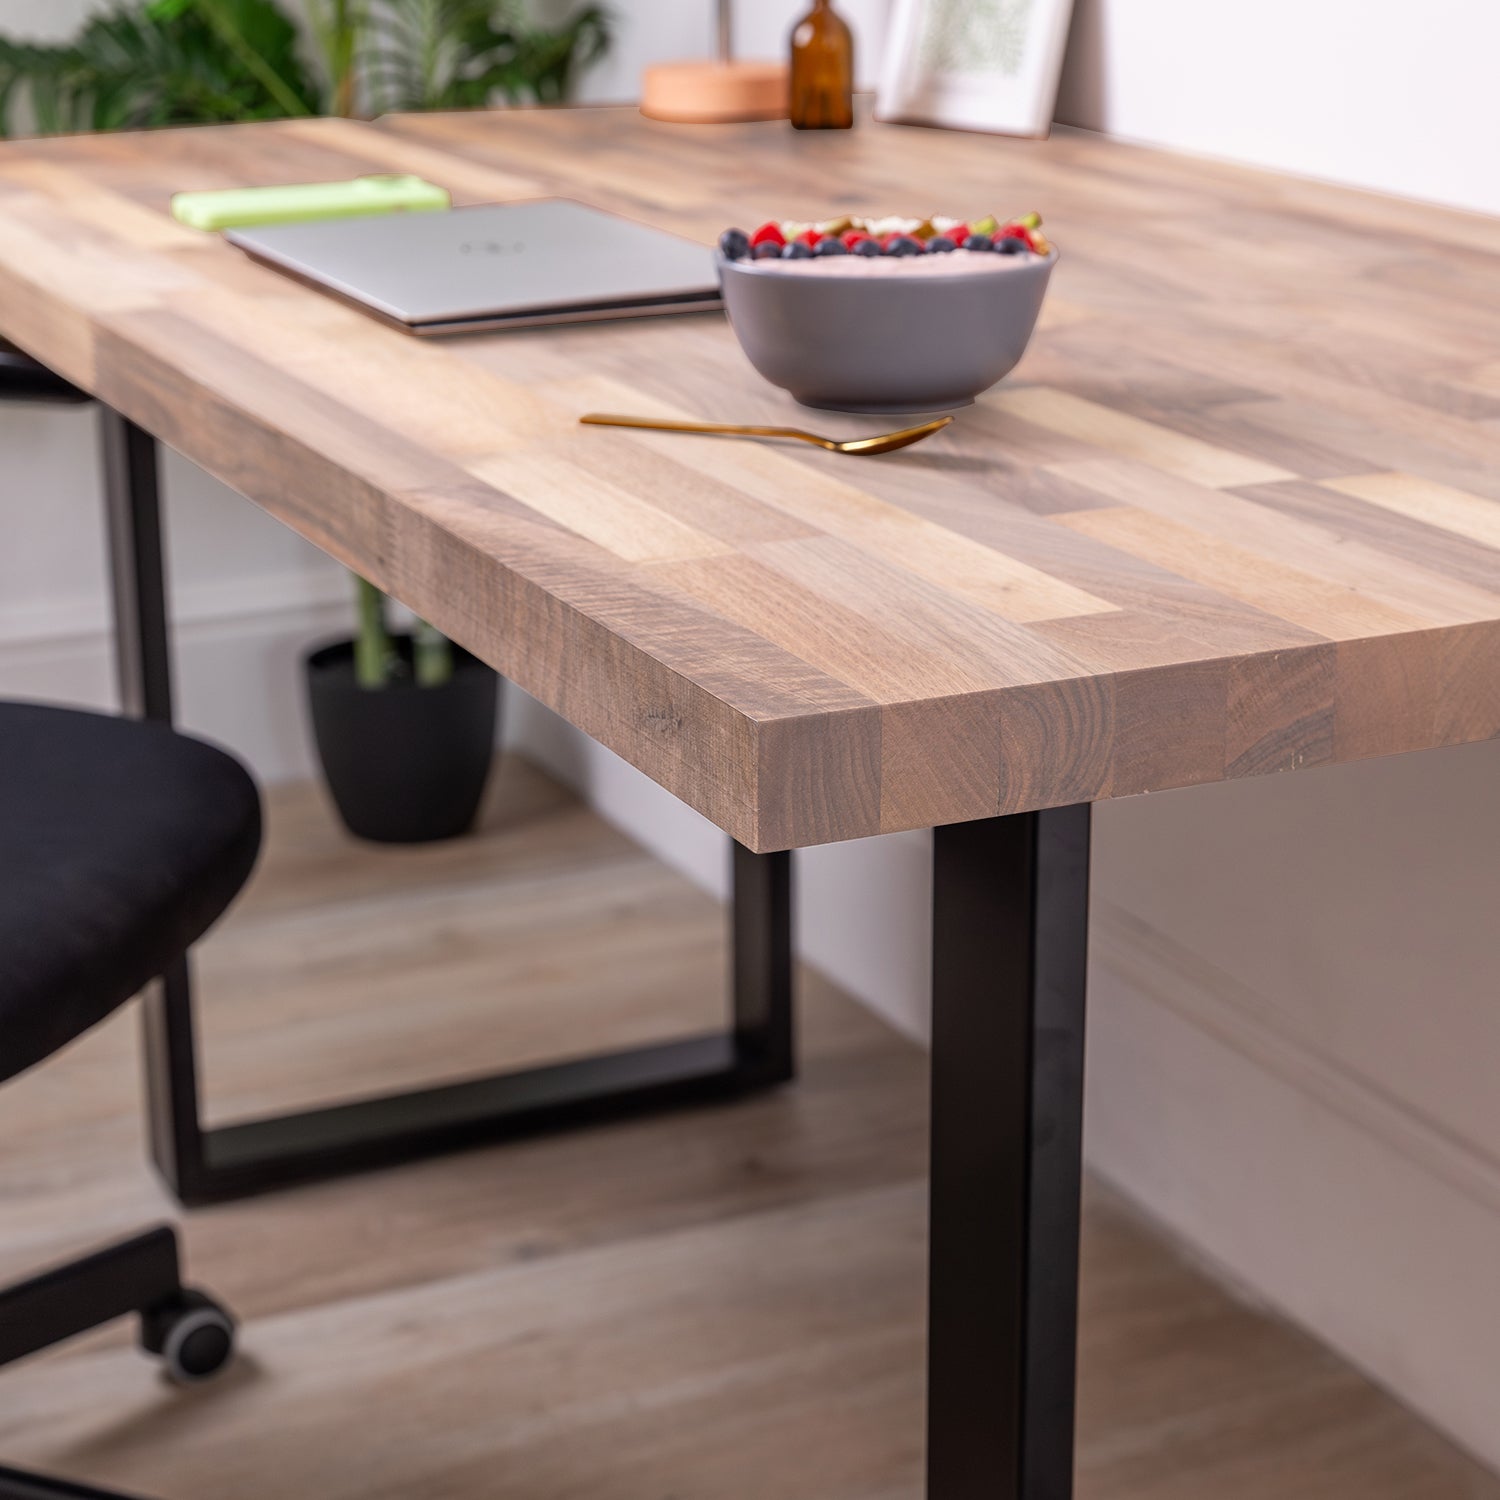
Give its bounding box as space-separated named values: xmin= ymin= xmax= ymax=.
xmin=0 ymin=565 xmax=351 ymax=651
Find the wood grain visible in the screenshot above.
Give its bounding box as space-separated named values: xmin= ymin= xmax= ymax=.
xmin=0 ymin=762 xmax=1493 ymax=1500
xmin=0 ymin=107 xmax=1496 ymax=847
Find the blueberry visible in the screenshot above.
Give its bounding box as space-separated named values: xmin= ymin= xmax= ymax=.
xmin=782 ymin=240 xmax=815 ymax=258
xmin=964 ymin=232 xmax=993 ymax=252
xmin=928 ymin=235 xmax=956 ymax=253
xmin=996 ymin=236 xmax=1029 ymax=255
xmin=883 ymin=235 xmax=923 ymax=256
xmin=718 ymin=227 xmax=751 ymax=261
xmin=851 ymin=237 xmax=881 ymax=256
xmin=815 ymin=236 xmax=849 ymax=255
xmin=751 ymin=240 xmax=782 ymax=259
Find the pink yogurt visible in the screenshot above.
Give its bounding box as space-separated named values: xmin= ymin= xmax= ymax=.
xmin=741 ymin=248 xmax=1041 ymax=275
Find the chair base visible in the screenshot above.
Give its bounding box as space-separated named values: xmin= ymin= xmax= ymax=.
xmin=0 ymin=1229 xmax=236 ymax=1500
xmin=0 ymin=1226 xmax=235 ymax=1384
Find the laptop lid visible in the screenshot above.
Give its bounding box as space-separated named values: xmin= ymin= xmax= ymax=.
xmin=226 ymin=199 xmax=722 ymax=334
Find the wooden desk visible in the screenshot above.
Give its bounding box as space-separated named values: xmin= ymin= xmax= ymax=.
xmin=1 ymin=106 xmax=1495 ymax=1500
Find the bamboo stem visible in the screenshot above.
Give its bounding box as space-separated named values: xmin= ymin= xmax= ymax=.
xmin=412 ymin=617 xmax=454 ymax=688
xmin=354 ymin=575 xmax=395 ymax=689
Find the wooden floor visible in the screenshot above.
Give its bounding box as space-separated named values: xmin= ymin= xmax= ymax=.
xmin=0 ymin=758 xmax=1493 ymax=1499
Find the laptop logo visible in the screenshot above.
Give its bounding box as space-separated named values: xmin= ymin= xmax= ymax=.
xmin=459 ymin=239 xmax=527 ymax=256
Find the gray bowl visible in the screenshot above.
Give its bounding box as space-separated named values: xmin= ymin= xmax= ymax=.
xmin=718 ymin=249 xmax=1056 ymax=414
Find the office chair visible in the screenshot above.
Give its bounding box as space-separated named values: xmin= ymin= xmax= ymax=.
xmin=0 ymin=701 xmax=262 ymax=1499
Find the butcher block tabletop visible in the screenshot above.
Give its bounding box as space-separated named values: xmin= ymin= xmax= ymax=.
xmin=0 ymin=105 xmax=1496 ymax=850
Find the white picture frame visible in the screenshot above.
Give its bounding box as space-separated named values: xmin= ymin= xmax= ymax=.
xmin=875 ymin=0 xmax=1078 ymax=140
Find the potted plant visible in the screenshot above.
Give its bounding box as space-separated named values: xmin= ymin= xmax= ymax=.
xmin=306 ymin=584 xmax=500 ymax=843
xmin=0 ymin=0 xmax=610 ymax=842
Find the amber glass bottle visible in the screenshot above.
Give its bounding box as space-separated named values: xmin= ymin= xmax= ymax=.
xmin=789 ymin=0 xmax=854 ymax=130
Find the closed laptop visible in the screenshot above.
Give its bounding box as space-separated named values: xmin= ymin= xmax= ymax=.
xmin=227 ymin=198 xmax=722 ymax=334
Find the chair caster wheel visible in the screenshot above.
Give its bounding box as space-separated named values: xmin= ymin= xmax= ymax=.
xmin=140 ymin=1288 xmax=236 ymax=1384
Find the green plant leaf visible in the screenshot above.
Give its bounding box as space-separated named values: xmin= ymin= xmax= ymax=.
xmin=0 ymin=0 xmax=326 ymax=138
xmin=364 ymin=0 xmax=611 ymax=113
xmin=306 ymin=0 xmax=369 ymax=115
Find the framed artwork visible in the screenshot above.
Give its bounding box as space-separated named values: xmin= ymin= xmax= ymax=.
xmin=875 ymin=0 xmax=1077 ymax=139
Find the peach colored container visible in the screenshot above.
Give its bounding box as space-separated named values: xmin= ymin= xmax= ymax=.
xmin=641 ymin=61 xmax=790 ymax=124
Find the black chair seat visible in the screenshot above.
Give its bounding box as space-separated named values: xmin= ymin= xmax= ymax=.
xmin=0 ymin=702 xmax=261 ymax=1084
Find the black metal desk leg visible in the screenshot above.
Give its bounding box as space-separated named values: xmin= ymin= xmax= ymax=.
xmin=100 ymin=408 xmax=172 ymax=724
xmin=928 ymin=806 xmax=1091 ymax=1500
xmin=97 ymin=404 xmax=797 ymax=1207
xmin=732 ymin=839 xmax=795 ymax=1086
xmin=100 ymin=407 xmax=214 ymax=1196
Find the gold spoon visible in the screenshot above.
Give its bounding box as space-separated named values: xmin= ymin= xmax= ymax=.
xmin=579 ymin=411 xmax=953 ymax=456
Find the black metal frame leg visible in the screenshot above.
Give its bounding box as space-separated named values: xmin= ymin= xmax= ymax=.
xmin=98 ymin=405 xmax=797 ymax=1207
xmin=928 ymin=805 xmax=1091 ymax=1500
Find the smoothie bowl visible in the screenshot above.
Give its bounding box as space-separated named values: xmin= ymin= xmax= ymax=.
xmin=717 ymin=213 xmax=1056 ymax=415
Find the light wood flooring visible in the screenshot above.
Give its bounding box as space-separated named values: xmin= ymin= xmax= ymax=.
xmin=1 ymin=758 xmax=1494 ymax=1499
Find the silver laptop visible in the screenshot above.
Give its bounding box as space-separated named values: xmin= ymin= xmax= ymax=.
xmin=227 ymin=199 xmax=722 ymax=335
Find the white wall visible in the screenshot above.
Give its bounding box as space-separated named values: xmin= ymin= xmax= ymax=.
xmin=3 ymin=0 xmax=1500 ymax=1475
xmin=0 ymin=404 xmax=350 ymax=777
xmin=1056 ymin=0 xmax=1500 ymax=218
xmin=1089 ymin=744 xmax=1500 ymax=1467
xmin=1049 ymin=0 xmax=1500 ymax=1468
xmin=0 ymin=0 xmax=96 ymax=39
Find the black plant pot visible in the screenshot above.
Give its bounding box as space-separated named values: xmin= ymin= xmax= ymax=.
xmin=305 ymin=636 xmax=500 ymax=844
